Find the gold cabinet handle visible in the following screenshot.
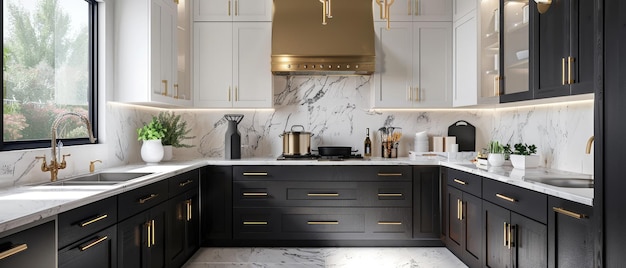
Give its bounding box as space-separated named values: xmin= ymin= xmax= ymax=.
xmin=161 ymin=80 xmax=168 ymax=96
xmin=179 ymin=180 xmax=193 ymax=187
xmin=79 ymin=236 xmax=108 ymax=251
xmin=0 ymin=244 xmax=28 ymax=260
xmin=228 ymin=0 xmax=231 ymax=16
xmin=457 ymin=199 xmax=463 ymax=220
xmin=495 ymin=193 xmax=516 ymax=203
xmin=185 ymin=199 xmax=192 ymax=221
xmin=243 ymin=221 xmax=268 ymax=225
xmin=228 ymin=87 xmax=231 ymax=101
xmin=377 ymin=193 xmax=403 ymax=197
xmin=242 ymin=192 xmax=268 ymax=196
xmin=494 ymin=76 xmax=501 ymax=96
xmin=568 ymin=56 xmax=575 ymax=84
xmin=508 ymin=224 xmax=515 ymax=249
xmin=553 ymin=207 xmax=587 ymax=219
xmin=146 ymin=221 xmax=152 ymax=248
xmin=327 ymin=0 xmax=333 ymax=18
xmin=378 ymin=221 xmax=402 ymax=225
xmin=307 ymin=193 xmax=340 ymax=197
xmin=377 ymin=173 xmax=403 ymax=176
xmin=80 ymin=214 xmax=108 ymax=227
xmin=235 ymin=87 xmax=239 ymax=101
xmin=408 ymin=0 xmax=411 ymax=15
xmin=151 ymin=219 xmax=156 ymax=246
xmin=503 ymin=222 xmax=508 ymax=248
xmin=235 ymin=0 xmax=238 ymax=16
xmin=453 ymin=179 xmax=467 ymax=185
xmin=407 ymin=86 xmax=411 ymax=101
xmin=562 ymin=58 xmax=566 ymax=85
xmin=415 ymin=87 xmax=420 ymax=101
xmin=307 ymin=221 xmax=339 ymax=225
xmin=243 ymin=172 xmax=268 ymax=176
xmin=139 ymin=193 xmax=159 ymax=204
xmin=320 ymin=0 xmax=327 ymax=25
xmin=415 ymin=0 xmax=419 ymax=16
xmin=173 ymin=84 xmax=179 ymax=99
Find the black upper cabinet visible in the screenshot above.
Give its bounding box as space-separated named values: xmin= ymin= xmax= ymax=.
xmin=532 ymin=0 xmax=594 ymax=99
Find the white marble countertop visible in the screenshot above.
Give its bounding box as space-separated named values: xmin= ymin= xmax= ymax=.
xmin=0 ymin=156 xmax=593 ymax=234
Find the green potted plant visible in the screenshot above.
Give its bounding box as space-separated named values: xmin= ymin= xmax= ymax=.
xmin=137 ymin=117 xmax=166 ymax=163
xmin=157 ymin=111 xmax=195 ymax=161
xmin=487 ymin=140 xmax=505 ymax=166
xmin=509 ymin=143 xmax=539 ymax=169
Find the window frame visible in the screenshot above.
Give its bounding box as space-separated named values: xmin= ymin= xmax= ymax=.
xmin=1 ymin=0 xmax=99 ymax=151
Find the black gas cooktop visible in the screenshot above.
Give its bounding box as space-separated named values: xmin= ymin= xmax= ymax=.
xmin=277 ymin=154 xmax=364 ymax=161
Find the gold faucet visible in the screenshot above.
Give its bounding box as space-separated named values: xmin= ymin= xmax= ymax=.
xmin=36 ymin=112 xmax=97 ymax=181
xmin=89 ymin=160 xmax=102 ymax=173
xmin=585 ymin=136 xmax=594 ymax=154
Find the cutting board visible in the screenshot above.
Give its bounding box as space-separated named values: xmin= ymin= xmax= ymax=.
xmin=448 ymin=120 xmax=476 ymax=152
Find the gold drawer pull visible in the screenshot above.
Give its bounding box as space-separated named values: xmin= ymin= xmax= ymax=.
xmin=377 ymin=173 xmax=403 ymax=176
xmin=139 ymin=193 xmax=159 ymax=204
xmin=179 ymin=180 xmax=193 ymax=187
xmin=378 ymin=221 xmax=402 ymax=225
xmin=243 ymin=172 xmax=268 ymax=176
xmin=307 ymin=221 xmax=339 ymax=225
xmin=79 ymin=236 xmax=108 ymax=251
xmin=242 ymin=192 xmax=268 ymax=196
xmin=453 ymin=179 xmax=467 ymax=185
xmin=495 ymin=193 xmax=516 ymax=203
xmin=243 ymin=221 xmax=268 ymax=225
xmin=553 ymin=207 xmax=587 ymax=219
xmin=80 ymin=214 xmax=108 ymax=227
xmin=0 ymin=244 xmax=28 ymax=260
xmin=307 ymin=193 xmax=339 ymax=197
xmin=378 ymin=193 xmax=403 ymax=197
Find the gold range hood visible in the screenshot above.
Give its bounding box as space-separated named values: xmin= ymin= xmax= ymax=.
xmin=271 ymin=0 xmax=376 ymax=75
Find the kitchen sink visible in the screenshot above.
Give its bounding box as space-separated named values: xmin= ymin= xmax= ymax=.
xmin=523 ymin=177 xmax=594 ymax=188
xmin=44 ymin=172 xmax=153 ymax=186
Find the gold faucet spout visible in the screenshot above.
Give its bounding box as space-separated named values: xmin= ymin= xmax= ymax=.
xmin=585 ymin=136 xmax=594 ymax=154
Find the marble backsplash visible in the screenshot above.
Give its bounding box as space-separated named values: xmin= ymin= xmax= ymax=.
xmin=0 ymin=76 xmax=594 ymax=188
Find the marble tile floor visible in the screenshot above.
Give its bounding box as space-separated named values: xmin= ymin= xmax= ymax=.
xmin=183 ymin=247 xmax=468 ymax=268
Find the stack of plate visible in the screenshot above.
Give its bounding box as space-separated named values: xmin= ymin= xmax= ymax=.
xmin=414 ymin=131 xmax=429 ymax=152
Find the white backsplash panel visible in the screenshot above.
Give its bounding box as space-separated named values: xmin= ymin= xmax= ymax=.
xmin=0 ymin=76 xmax=594 ymax=188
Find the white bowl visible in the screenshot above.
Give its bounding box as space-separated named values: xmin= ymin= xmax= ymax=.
xmin=516 ymin=50 xmax=529 ymax=60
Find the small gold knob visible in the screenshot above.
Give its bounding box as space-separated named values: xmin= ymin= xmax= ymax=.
xmin=90 ymin=160 xmax=102 ymax=173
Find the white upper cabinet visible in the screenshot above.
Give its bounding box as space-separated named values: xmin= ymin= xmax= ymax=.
xmin=194 ymin=0 xmax=273 ymax=21
xmin=373 ymin=0 xmax=452 ymax=22
xmin=373 ymin=22 xmax=452 ymax=108
xmin=452 ymin=0 xmax=500 ymax=107
xmin=194 ymin=22 xmax=272 ymax=108
xmin=114 ymin=0 xmax=192 ymax=106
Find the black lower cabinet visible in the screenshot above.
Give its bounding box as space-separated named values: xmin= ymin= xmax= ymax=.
xmin=0 ymin=219 xmax=55 ymax=268
xmin=58 ymin=225 xmax=117 ymax=268
xmin=118 ymin=202 xmax=167 ymax=268
xmin=483 ymin=201 xmax=547 ymax=268
xmin=412 ymin=167 xmax=441 ymax=241
xmin=200 ymin=166 xmax=232 ymax=245
xmin=548 ymin=197 xmax=593 ymax=268
xmin=166 ymin=189 xmax=199 ymax=268
xmin=446 ymin=186 xmax=482 ymax=268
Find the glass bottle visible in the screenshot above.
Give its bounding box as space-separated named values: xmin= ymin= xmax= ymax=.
xmin=364 ymin=128 xmax=372 ymax=157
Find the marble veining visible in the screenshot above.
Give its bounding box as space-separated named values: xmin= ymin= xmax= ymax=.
xmin=183 ymin=247 xmax=467 ymax=268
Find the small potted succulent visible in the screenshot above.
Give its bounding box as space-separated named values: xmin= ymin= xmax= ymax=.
xmin=157 ymin=111 xmax=195 ymax=161
xmin=137 ymin=117 xmax=166 ymax=163
xmin=508 ymin=143 xmax=539 ymax=169
xmin=487 ymin=140 xmax=506 ymax=167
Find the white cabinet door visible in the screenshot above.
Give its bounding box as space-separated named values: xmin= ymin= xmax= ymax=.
xmin=233 ymin=22 xmax=272 ymax=108
xmin=414 ymin=22 xmax=452 ymax=107
xmin=373 ymin=22 xmax=414 ymax=108
xmin=194 ymin=0 xmax=272 ymax=21
xmin=151 ymin=0 xmax=177 ymax=98
xmin=453 ymin=14 xmax=478 ymax=107
xmin=373 ymin=0 xmax=452 ymax=22
xmin=193 ymin=23 xmax=234 ymax=107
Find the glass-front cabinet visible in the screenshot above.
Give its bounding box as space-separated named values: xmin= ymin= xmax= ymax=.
xmin=499 ymin=0 xmax=531 ymax=102
xmin=479 ymin=0 xmax=501 ymax=102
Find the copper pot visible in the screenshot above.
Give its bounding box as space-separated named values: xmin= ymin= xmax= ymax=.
xmin=279 ymin=125 xmax=313 ymax=155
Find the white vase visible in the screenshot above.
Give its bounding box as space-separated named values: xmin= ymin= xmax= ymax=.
xmin=510 ymin=154 xmax=540 ymax=169
xmin=141 ymin=139 xmax=164 ymax=164
xmin=488 ymin=153 xmax=505 ymax=167
xmin=162 ymin=145 xmax=173 ymax=161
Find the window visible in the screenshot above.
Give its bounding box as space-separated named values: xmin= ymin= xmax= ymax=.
xmin=2 ymin=0 xmax=97 ymax=151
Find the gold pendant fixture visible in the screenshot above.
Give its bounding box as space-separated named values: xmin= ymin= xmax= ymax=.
xmin=534 ymin=0 xmax=551 ymax=14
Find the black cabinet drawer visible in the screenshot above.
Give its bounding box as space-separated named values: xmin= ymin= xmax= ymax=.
xmin=58 ymin=225 xmax=117 ymax=268
xmin=233 ymin=166 xmax=412 ymax=182
xmin=233 ymin=181 xmax=412 ymax=207
xmin=58 ymin=196 xmax=117 ymax=249
xmin=483 ymin=179 xmax=547 ymax=224
xmin=118 ymin=179 xmax=168 ymax=220
xmin=446 ymin=168 xmax=482 ymax=197
xmin=0 ymin=220 xmax=55 ymax=268
xmin=168 ymin=169 xmax=199 ymax=198
xmin=233 ymin=208 xmax=412 ymax=240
